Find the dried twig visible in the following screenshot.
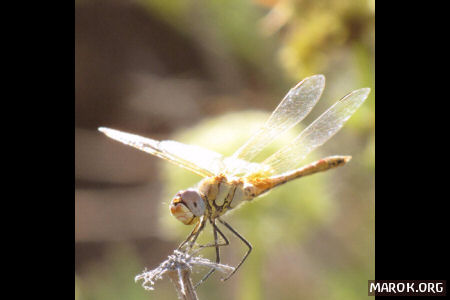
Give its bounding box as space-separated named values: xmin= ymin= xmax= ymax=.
xmin=167 ymin=268 xmax=198 ymax=300
xmin=135 ymin=250 xmax=235 ymax=300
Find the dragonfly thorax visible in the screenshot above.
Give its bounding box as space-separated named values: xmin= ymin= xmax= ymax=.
xmin=198 ymin=175 xmax=249 ymax=217
xmin=170 ymin=189 xmax=206 ymax=225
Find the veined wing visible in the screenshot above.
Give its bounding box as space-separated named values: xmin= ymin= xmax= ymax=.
xmin=226 ymin=75 xmax=325 ymax=175
xmin=248 ymin=88 xmax=370 ymax=177
xmin=98 ymin=127 xmax=225 ymax=177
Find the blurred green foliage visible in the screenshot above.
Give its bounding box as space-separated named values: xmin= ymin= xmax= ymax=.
xmin=277 ymin=0 xmax=374 ymax=78
xmin=75 ymin=245 xmax=167 ymax=300
xmin=137 ymin=0 xmax=374 ymax=85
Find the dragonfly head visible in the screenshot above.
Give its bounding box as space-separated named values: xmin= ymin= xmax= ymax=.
xmin=170 ymin=189 xmax=206 ymax=225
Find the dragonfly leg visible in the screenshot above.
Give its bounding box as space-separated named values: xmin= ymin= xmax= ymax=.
xmin=194 ymin=220 xmax=230 ymax=250
xmin=217 ymin=217 xmax=252 ymax=281
xmin=177 ymin=216 xmax=207 ymax=251
xmin=194 ymin=219 xmax=230 ymax=288
xmin=187 ymin=217 xmax=207 ymax=251
xmin=177 ymin=223 xmax=199 ymax=250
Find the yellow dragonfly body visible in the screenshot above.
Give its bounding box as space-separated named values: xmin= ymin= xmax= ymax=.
xmin=99 ymin=74 xmax=370 ymax=285
xmin=180 ymin=155 xmax=350 ymax=225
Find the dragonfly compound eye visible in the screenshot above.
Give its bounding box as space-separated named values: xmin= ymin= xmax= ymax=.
xmin=170 ymin=189 xmax=205 ymax=225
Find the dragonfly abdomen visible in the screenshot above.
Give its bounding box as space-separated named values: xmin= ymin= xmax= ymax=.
xmin=246 ymin=155 xmax=351 ymax=197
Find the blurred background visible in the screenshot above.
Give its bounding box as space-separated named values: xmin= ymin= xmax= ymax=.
xmin=75 ymin=0 xmax=374 ymax=299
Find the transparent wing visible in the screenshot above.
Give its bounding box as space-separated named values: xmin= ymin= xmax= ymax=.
xmin=222 ymin=157 xmax=263 ymax=177
xmin=249 ymin=88 xmax=370 ymax=177
xmin=226 ymin=75 xmax=325 ymax=175
xmin=98 ymin=127 xmax=225 ymax=177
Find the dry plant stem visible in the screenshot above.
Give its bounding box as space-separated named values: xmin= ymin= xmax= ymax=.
xmin=135 ymin=250 xmax=234 ymax=296
xmin=167 ymin=268 xmax=198 ymax=300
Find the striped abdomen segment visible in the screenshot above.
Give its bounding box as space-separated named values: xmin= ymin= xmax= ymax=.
xmin=245 ymin=155 xmax=351 ymax=198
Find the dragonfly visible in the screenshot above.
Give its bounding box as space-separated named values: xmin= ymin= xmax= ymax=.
xmin=98 ymin=75 xmax=370 ymax=287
